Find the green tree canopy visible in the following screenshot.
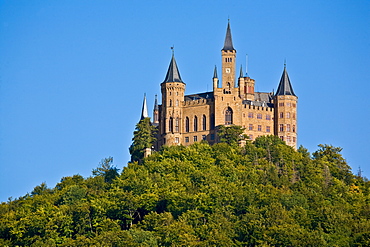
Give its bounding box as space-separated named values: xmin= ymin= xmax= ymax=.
xmin=129 ymin=117 xmax=157 ymax=162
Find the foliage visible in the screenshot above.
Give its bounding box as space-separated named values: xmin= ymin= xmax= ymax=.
xmin=129 ymin=117 xmax=157 ymax=162
xmin=216 ymin=125 xmax=247 ymax=145
xmin=1 ymin=138 xmax=369 ymax=246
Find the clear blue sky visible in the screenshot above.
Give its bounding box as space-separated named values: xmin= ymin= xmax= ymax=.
xmin=1 ymin=0 xmax=369 ymax=202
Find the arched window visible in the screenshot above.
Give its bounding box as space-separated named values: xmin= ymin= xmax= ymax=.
xmin=202 ymin=115 xmax=207 ymax=131
xmin=169 ymin=117 xmax=173 ymax=132
xmin=169 ymin=99 xmax=172 ymax=107
xmin=175 ymin=118 xmax=179 ymax=132
xmin=185 ymin=117 xmax=189 ymax=132
xmin=194 ymin=116 xmax=198 ymax=132
xmin=225 ymin=107 xmax=233 ymax=125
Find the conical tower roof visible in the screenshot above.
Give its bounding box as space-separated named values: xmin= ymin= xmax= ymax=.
xmin=222 ymin=21 xmax=235 ymax=51
xmin=275 ymin=66 xmax=296 ymax=96
xmin=154 ymin=94 xmax=159 ymax=111
xmin=163 ymin=54 xmax=183 ymax=83
xmin=213 ymin=65 xmax=218 ymax=79
xmin=141 ymin=94 xmax=149 ymax=120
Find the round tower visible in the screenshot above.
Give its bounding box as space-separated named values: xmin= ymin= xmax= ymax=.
xmin=274 ymin=65 xmax=298 ymax=149
xmin=159 ymin=54 xmax=185 ymax=146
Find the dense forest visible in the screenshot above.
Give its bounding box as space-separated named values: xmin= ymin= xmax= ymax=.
xmin=1 ymin=134 xmax=370 ymax=246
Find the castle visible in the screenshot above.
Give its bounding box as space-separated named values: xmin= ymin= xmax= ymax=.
xmin=142 ymin=22 xmax=298 ymax=149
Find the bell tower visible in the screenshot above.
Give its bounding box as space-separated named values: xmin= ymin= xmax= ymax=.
xmin=221 ymin=21 xmax=236 ymax=93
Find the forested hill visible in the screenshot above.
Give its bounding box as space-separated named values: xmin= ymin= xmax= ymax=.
xmin=1 ymin=136 xmax=370 ymax=246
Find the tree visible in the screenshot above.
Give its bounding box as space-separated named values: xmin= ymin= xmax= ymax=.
xmin=129 ymin=117 xmax=157 ymax=162
xmin=216 ymin=125 xmax=247 ymax=146
xmin=92 ymin=157 xmax=119 ymax=183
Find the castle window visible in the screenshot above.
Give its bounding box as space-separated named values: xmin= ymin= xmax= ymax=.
xmin=279 ymin=124 xmax=284 ymax=132
xmin=280 ymin=112 xmax=284 ymax=118
xmin=287 ymin=112 xmax=291 ymax=118
xmin=287 ymin=124 xmax=291 ymax=132
xmin=202 ymin=115 xmax=207 ymax=130
xmin=185 ymin=137 xmax=189 ymax=143
xmin=293 ymin=125 xmax=296 ymax=132
xmin=266 ymin=114 xmax=271 ymax=120
xmin=249 ymin=124 xmax=253 ymax=130
xmin=287 ymin=136 xmax=291 ymax=142
xmin=248 ymin=112 xmax=253 ymax=118
xmin=176 ymin=100 xmax=179 ymax=106
xmin=257 ymin=114 xmax=262 ymax=119
xmin=202 ymin=135 xmax=206 ymax=140
xmin=185 ymin=117 xmax=190 ymax=132
xmin=249 ymin=134 xmax=253 ymax=140
xmin=280 ymin=136 xmax=284 ymax=141
xmin=193 ymin=136 xmax=198 ymax=142
xmin=169 ymin=99 xmax=172 ymax=107
xmin=258 ymin=125 xmax=262 ymax=131
xmin=266 ymin=126 xmax=271 ymax=133
xmin=293 ymin=137 xmax=296 ymax=142
xmin=293 ymin=103 xmax=296 ymax=108
xmin=279 ymin=102 xmax=284 ymax=107
xmin=293 ymin=113 xmax=296 ymax=119
xmin=225 ymin=107 xmax=233 ymax=125
xmin=175 ymin=137 xmax=179 ymax=143
xmin=169 ymin=118 xmax=174 ymax=132
xmin=194 ymin=116 xmax=198 ymax=131
xmin=286 ymin=102 xmax=291 ymax=107
xmin=175 ymin=118 xmax=179 ymax=132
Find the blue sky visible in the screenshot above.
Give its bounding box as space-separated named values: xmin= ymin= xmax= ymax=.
xmin=1 ymin=0 xmax=369 ymax=202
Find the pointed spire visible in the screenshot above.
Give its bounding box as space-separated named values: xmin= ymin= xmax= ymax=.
xmin=222 ymin=20 xmax=235 ymax=51
xmin=154 ymin=94 xmax=159 ymax=111
xmin=141 ymin=93 xmax=149 ymax=120
xmin=163 ymin=54 xmax=183 ymax=83
xmin=213 ymin=65 xmax=218 ymax=79
xmin=239 ymin=65 xmax=243 ymax=78
xmin=275 ymin=65 xmax=296 ymax=96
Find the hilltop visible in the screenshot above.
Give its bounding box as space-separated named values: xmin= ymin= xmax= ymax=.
xmin=1 ymin=136 xmax=369 ymax=246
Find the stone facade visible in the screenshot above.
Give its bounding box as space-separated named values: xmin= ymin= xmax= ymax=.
xmin=152 ymin=22 xmax=298 ymax=149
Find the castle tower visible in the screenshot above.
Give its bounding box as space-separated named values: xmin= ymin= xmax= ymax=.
xmin=274 ymin=64 xmax=298 ymax=148
xmin=213 ymin=21 xmax=240 ymax=128
xmin=153 ymin=94 xmax=159 ymax=126
xmin=159 ymin=53 xmax=185 ymax=146
xmin=221 ymin=21 xmax=236 ymax=92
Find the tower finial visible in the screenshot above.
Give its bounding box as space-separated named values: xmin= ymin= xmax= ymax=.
xmin=284 ymin=58 xmax=286 ymax=68
xmin=171 ymin=45 xmax=174 ymax=56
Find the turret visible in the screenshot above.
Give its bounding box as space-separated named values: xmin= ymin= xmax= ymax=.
xmin=213 ymin=65 xmax=219 ymax=90
xmin=153 ymin=94 xmax=159 ymax=126
xmin=159 ymin=53 xmax=185 ymax=146
xmin=274 ymin=64 xmax=298 ymax=148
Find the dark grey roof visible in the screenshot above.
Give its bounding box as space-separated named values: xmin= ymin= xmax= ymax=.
xmin=213 ymin=66 xmax=218 ymax=79
xmin=141 ymin=93 xmax=149 ymax=120
xmin=243 ymin=92 xmax=274 ymax=107
xmin=163 ymin=54 xmax=183 ymax=83
xmin=239 ymin=65 xmax=243 ymax=78
xmin=154 ymin=94 xmax=159 ymax=111
xmin=222 ymin=22 xmax=235 ymax=51
xmin=275 ymin=66 xmax=296 ymax=96
xmin=184 ymin=92 xmax=214 ymax=101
